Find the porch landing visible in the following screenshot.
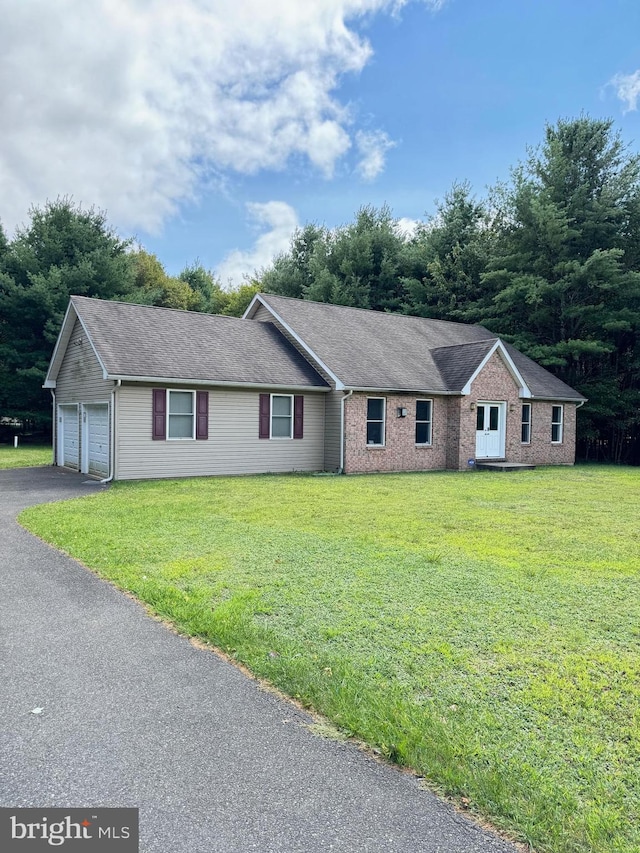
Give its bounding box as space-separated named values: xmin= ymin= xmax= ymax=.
xmin=475 ymin=461 xmax=536 ymax=472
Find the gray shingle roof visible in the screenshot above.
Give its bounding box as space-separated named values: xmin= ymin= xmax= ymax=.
xmin=503 ymin=343 xmax=584 ymax=401
xmin=431 ymin=340 xmax=497 ymax=392
xmin=253 ymin=293 xmax=586 ymax=400
xmin=253 ymin=293 xmax=492 ymax=391
xmin=69 ymin=296 xmax=329 ymax=389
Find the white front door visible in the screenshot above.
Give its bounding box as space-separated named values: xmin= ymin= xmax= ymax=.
xmin=58 ymin=405 xmax=79 ymax=469
xmin=82 ymin=404 xmax=109 ymax=477
xmin=475 ymin=402 xmax=506 ymax=459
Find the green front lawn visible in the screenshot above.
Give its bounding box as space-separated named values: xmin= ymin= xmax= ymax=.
xmin=0 ymin=444 xmax=51 ymax=469
xmin=20 ymin=466 xmax=640 ymax=853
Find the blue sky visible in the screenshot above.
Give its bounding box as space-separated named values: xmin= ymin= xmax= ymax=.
xmin=2 ymin=0 xmax=639 ymax=286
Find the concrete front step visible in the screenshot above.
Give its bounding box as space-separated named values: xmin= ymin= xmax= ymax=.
xmin=475 ymin=461 xmax=536 ymax=471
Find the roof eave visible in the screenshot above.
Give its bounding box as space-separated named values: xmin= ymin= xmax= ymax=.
xmin=529 ymin=394 xmax=588 ymax=403
xmin=109 ymin=374 xmax=330 ymax=392
xmin=345 ymin=385 xmax=458 ymax=395
xmin=44 ymin=300 xmax=77 ymax=385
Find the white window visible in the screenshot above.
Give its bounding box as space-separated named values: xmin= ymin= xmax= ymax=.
xmin=551 ymin=405 xmax=563 ymax=443
xmin=415 ymin=399 xmax=432 ymax=445
xmin=168 ymin=390 xmax=195 ymax=439
xmin=271 ymin=394 xmax=293 ymax=438
xmin=366 ymin=398 xmax=385 ymax=446
xmin=521 ymin=403 xmax=531 ymax=444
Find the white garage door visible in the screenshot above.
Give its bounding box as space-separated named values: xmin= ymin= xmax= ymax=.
xmin=58 ymin=405 xmax=79 ymax=469
xmin=84 ymin=404 xmax=109 ymax=477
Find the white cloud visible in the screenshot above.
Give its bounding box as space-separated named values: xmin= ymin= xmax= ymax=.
xmin=355 ymin=129 xmax=396 ymax=181
xmin=216 ymin=201 xmax=299 ymax=287
xmin=395 ymin=217 xmax=421 ymax=239
xmin=0 ymin=0 xmax=444 ymax=235
xmin=610 ymin=70 xmax=640 ymax=113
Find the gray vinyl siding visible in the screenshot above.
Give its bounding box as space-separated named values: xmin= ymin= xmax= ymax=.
xmin=324 ymin=390 xmax=343 ymax=471
xmin=250 ymin=304 xmax=343 ymax=470
xmin=54 ymin=318 xmax=113 ymax=470
xmin=55 ymin=319 xmax=114 ymax=403
xmin=252 ymin=304 xmax=276 ymax=323
xmin=115 ymin=384 xmax=325 ymax=480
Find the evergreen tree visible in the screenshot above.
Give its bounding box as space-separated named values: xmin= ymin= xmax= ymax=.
xmin=401 ymin=183 xmax=490 ymax=320
xmin=260 ymin=224 xmax=329 ymax=299
xmin=260 ymin=206 xmax=407 ymax=311
xmin=482 ymin=118 xmax=640 ymax=461
xmin=0 ymin=199 xmax=135 ymax=429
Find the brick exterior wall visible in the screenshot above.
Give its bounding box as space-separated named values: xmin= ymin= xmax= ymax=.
xmin=343 ymin=351 xmax=577 ymax=473
xmin=343 ymin=393 xmax=448 ymax=474
xmin=458 ymin=350 xmax=576 ymax=468
xmin=454 ymin=349 xmax=521 ymax=470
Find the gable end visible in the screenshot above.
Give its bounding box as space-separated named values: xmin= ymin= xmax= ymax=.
xmin=460 ymin=340 xmax=531 ymax=398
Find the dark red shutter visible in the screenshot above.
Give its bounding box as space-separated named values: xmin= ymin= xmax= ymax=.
xmin=259 ymin=393 xmax=270 ymax=439
xmin=196 ymin=391 xmax=209 ymax=440
xmin=152 ymin=389 xmax=166 ymax=440
xmin=294 ymin=395 xmax=304 ymax=439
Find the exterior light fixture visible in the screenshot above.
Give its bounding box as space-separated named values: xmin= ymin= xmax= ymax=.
xmin=397 ymin=407 xmax=407 ymax=418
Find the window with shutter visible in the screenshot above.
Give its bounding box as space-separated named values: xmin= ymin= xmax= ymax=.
xmin=259 ymin=394 xmax=270 ymax=439
xmin=152 ymin=389 xmax=166 ymax=440
xmin=196 ymin=391 xmax=209 ymax=440
xmin=293 ymin=395 xmax=304 ymax=439
xmin=153 ymin=389 xmax=204 ymax=440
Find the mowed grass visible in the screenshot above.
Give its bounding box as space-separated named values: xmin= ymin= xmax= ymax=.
xmin=0 ymin=443 xmax=51 ymax=469
xmin=20 ymin=466 xmax=640 ymax=853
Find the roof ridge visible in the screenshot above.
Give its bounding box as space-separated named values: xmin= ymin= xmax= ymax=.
xmin=431 ymin=337 xmax=498 ymax=352
xmin=71 ymin=295 xmax=251 ymax=324
xmin=260 ymin=293 xmax=488 ymax=331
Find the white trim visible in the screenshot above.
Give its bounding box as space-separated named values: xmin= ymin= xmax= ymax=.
xmin=44 ymin=301 xmax=110 ymax=386
xmin=81 ymin=401 xmax=110 ymax=475
xmin=167 ymin=389 xmax=196 ymax=440
xmin=366 ymin=396 xmax=386 ymax=447
xmin=57 ymin=403 xmax=79 ymax=469
xmin=521 ymin=402 xmax=532 ymax=445
xmin=475 ymin=400 xmax=507 ymax=459
xmin=44 ymin=301 xmax=76 ymax=387
xmin=244 ymin=294 xmax=344 ymax=390
xmin=347 ymin=385 xmax=457 ymax=395
xmin=551 ymin=404 xmax=564 ymax=444
xmin=461 ymin=339 xmax=531 ymax=398
xmin=50 ymin=389 xmax=56 ymax=464
xmin=270 ymin=393 xmax=294 ymax=439
xmin=530 ymin=395 xmax=585 ymax=403
xmin=415 ymin=398 xmax=433 ymax=446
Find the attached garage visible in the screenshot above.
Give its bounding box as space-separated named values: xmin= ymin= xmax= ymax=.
xmin=82 ymin=404 xmax=110 ymax=478
xmin=57 ymin=405 xmax=79 ymax=470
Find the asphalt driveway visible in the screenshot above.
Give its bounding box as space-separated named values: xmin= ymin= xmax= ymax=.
xmin=0 ymin=467 xmax=519 ymax=852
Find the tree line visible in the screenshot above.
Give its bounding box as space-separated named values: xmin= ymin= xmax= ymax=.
xmin=0 ymin=204 xmax=259 ymax=435
xmin=261 ymin=118 xmax=640 ymax=464
xmin=1 ymin=117 xmax=638 ymax=461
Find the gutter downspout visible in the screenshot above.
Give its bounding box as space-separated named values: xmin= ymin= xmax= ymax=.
xmin=50 ymin=389 xmax=56 ymax=465
xmin=100 ymin=380 xmax=120 ymax=484
xmin=338 ymin=390 xmax=353 ymax=474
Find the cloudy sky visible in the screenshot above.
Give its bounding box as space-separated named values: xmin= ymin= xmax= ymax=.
xmin=1 ymin=0 xmax=639 ymax=286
